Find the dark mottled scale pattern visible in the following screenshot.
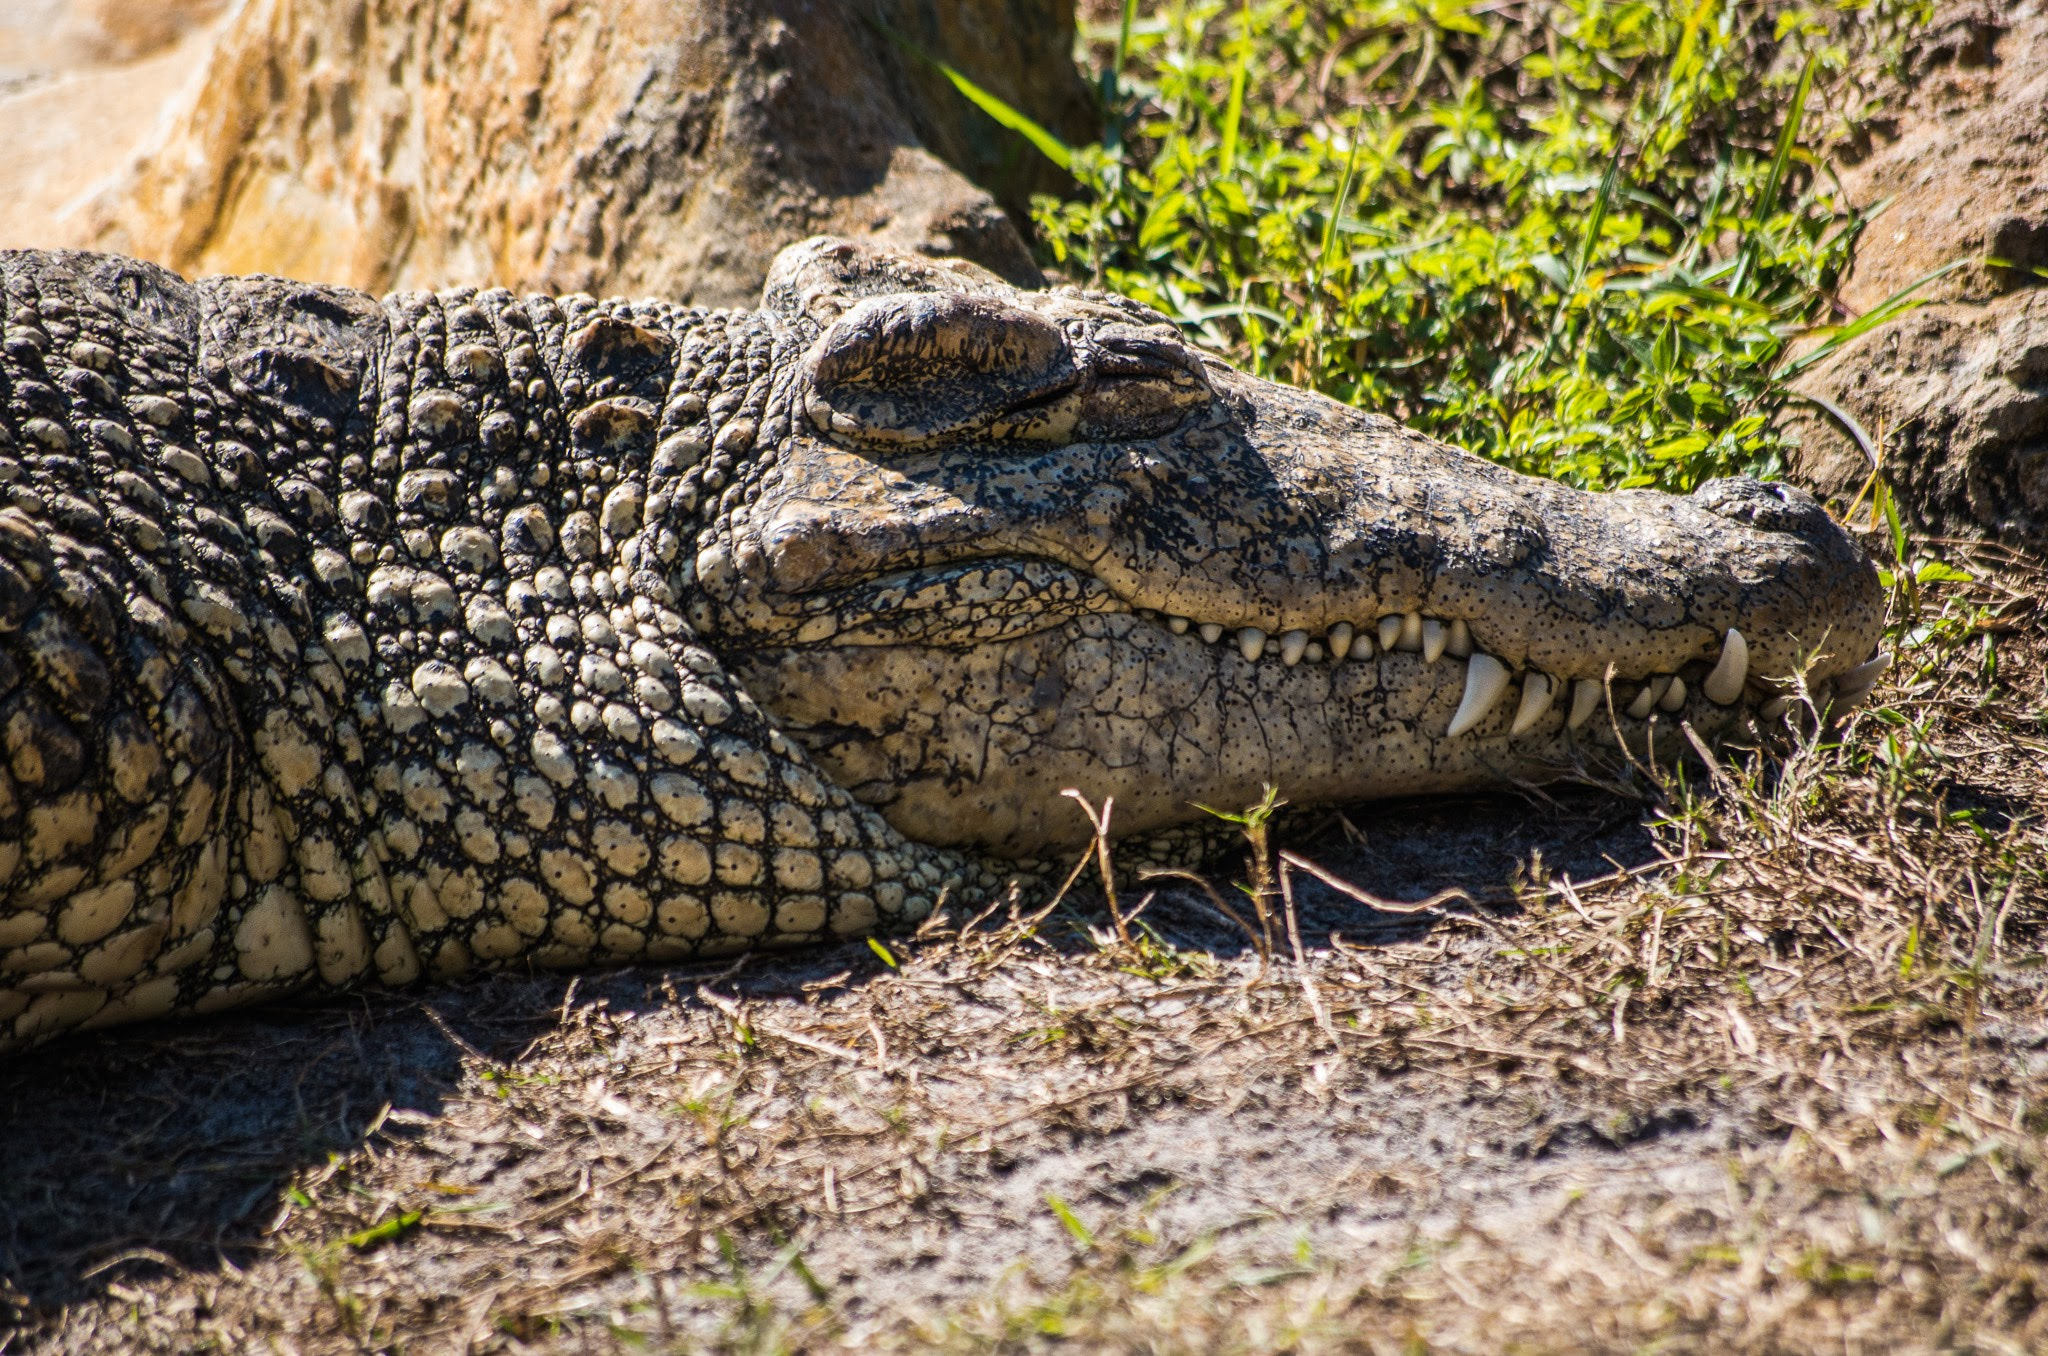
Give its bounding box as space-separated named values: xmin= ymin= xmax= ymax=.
xmin=0 ymin=250 xmax=987 ymax=1053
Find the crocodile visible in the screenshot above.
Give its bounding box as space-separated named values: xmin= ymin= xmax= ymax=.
xmin=0 ymin=237 xmax=1885 ymax=1053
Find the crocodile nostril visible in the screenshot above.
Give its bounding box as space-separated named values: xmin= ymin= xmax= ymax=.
xmin=1692 ymin=476 xmax=1825 ymax=533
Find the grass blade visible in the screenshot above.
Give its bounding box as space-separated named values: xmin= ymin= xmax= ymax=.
xmin=1115 ymin=0 xmax=1138 ymax=91
xmin=1792 ymin=389 xmax=1880 ymax=470
xmin=873 ymin=17 xmax=1073 ymax=170
xmin=1656 ymin=0 xmax=1717 ymax=120
xmin=1756 ymin=56 xmax=1815 ymax=224
xmin=1541 ymin=134 xmax=1628 ymax=365
xmin=1218 ymin=3 xmax=1251 ymax=176
xmin=1316 ymin=121 xmax=1370 ymax=278
xmin=1047 ymin=1193 xmax=1097 ymax=1250
xmin=935 ymin=60 xmax=1075 ymax=171
xmin=1733 ymin=54 xmax=1815 ymax=294
xmin=1777 ymin=257 xmax=1975 ymax=378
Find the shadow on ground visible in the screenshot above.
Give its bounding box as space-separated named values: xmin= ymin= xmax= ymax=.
xmin=1130 ymin=785 xmax=1659 ymax=954
xmin=0 ymin=785 xmax=1654 ymax=1321
xmin=0 ymin=953 xmax=847 ymax=1316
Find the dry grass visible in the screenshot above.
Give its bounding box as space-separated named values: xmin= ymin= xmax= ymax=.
xmin=3 ymin=543 xmax=2045 ymax=1356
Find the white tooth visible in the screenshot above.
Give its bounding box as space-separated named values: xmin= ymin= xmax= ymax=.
xmin=1421 ymin=619 xmax=1447 ymax=663
xmin=1354 ymin=632 xmax=1375 ymax=660
xmin=1398 ymin=611 xmax=1423 ymax=652
xmin=1658 ymin=674 xmax=1687 ymax=712
xmin=1759 ymin=695 xmax=1791 ymax=722
xmin=1834 ymin=648 xmax=1892 ymax=697
xmin=1305 ymin=641 xmax=1325 ymax=664
xmin=1446 ymin=653 xmax=1512 ymax=738
xmin=1238 ymin=627 xmax=1267 ymax=662
xmin=1168 ymin=615 xmax=1191 ymax=635
xmin=1199 ymin=623 xmax=1224 ymax=644
xmin=1701 ymin=627 xmax=1748 ymax=705
xmin=1446 ymin=619 xmax=1473 ymax=658
xmin=1378 ymin=615 xmax=1402 ymax=651
xmin=1509 ymin=673 xmax=1555 ymax=735
xmin=1567 ymin=677 xmax=1603 ymax=730
xmin=1279 ymin=629 xmax=1308 ymax=666
xmin=1625 ymin=683 xmax=1657 ymax=720
xmin=1327 ymin=622 xmax=1355 ymax=661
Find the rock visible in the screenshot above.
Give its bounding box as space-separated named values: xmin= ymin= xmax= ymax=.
xmin=1790 ymin=2 xmax=2048 ymax=552
xmin=1796 ymin=295 xmax=2048 ymax=550
xmin=66 ymin=0 xmax=1092 ymax=305
xmin=0 ymin=1 xmax=232 ymax=253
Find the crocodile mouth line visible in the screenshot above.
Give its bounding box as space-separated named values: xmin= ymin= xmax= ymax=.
xmin=776 ymin=557 xmax=1893 ymax=732
xmin=1116 ymin=606 xmax=1891 ymax=733
xmin=1108 ymin=604 xmax=1887 ymax=735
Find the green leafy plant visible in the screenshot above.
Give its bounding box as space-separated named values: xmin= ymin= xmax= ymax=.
xmin=1024 ymin=0 xmax=1934 ymax=494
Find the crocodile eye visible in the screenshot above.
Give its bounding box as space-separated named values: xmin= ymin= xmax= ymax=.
xmin=801 ymin=292 xmax=1076 ymax=448
xmin=800 ymin=291 xmax=1208 ymax=450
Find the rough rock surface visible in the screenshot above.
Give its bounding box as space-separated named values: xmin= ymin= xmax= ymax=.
xmin=0 ymin=235 xmax=1884 ymax=1053
xmin=0 ymin=1 xmax=230 ymax=252
xmin=1792 ymin=3 xmax=2048 ymax=551
xmin=63 ymin=0 xmax=1092 ymax=305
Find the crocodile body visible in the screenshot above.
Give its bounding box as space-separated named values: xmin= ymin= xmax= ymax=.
xmin=0 ymin=239 xmax=1884 ymax=1051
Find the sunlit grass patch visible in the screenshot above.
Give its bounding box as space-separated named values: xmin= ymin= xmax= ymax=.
xmin=1040 ymin=0 xmax=1935 ymax=493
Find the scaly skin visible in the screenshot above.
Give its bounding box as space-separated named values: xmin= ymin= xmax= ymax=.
xmin=0 ymin=239 xmax=1883 ymax=1051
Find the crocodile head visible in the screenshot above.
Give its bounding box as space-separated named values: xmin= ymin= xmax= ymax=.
xmin=695 ymin=239 xmax=1886 ymax=856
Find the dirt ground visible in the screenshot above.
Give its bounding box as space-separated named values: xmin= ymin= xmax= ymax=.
xmin=2 ymin=543 xmax=2045 ymax=1355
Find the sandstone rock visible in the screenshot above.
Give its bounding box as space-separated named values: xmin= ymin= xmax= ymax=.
xmin=1791 ymin=2 xmax=2048 ymax=552
xmin=0 ymin=1 xmax=230 ymax=252
xmin=1799 ymin=295 xmax=2048 ymax=547
xmin=62 ymin=0 xmax=1092 ymax=305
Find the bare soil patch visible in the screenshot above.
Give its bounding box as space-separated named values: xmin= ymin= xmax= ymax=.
xmin=4 ymin=550 xmax=2046 ymax=1355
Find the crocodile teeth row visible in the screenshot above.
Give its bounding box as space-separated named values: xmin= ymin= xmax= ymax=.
xmin=1142 ymin=610 xmax=1480 ymax=669
xmin=1752 ymin=648 xmax=1892 ymax=723
xmin=1140 ymin=612 xmax=1761 ymax=730
xmin=1451 ymin=661 xmax=1702 ymax=739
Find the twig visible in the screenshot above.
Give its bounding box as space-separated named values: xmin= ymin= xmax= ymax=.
xmin=698 ymin=990 xmax=867 ymax=1065
xmin=1278 ymin=850 xmax=1475 ymax=915
xmin=1278 ymin=858 xmax=1338 ymax=1046
xmin=972 ymin=839 xmax=1105 ymax=972
xmin=1063 ymin=788 xmax=1132 ymax=947
xmin=1141 ymin=868 xmax=1270 ymax=983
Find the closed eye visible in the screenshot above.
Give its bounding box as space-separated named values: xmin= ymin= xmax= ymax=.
xmin=801 ymin=292 xmax=1212 ymax=452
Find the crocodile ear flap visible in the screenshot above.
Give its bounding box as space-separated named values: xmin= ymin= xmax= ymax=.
xmin=800 ymin=292 xmax=1081 ymax=449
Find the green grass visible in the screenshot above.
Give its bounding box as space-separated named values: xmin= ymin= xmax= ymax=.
xmin=1028 ymin=0 xmax=1934 ymax=493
